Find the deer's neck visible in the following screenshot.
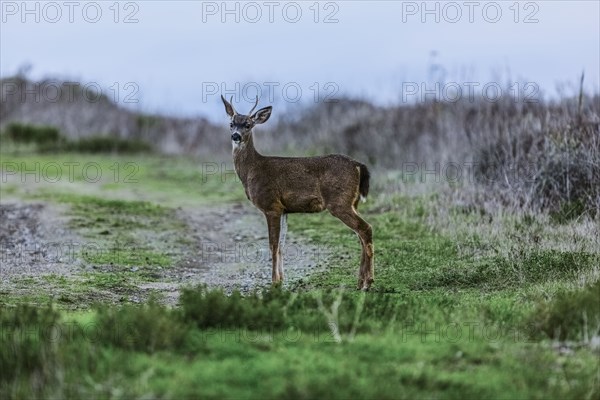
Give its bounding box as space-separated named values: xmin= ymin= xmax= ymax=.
xmin=233 ymin=133 xmax=262 ymax=186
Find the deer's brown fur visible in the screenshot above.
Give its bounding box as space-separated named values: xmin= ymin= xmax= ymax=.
xmin=221 ymin=95 xmax=374 ymax=290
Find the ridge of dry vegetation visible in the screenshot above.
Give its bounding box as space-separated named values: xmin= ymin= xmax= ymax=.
xmin=3 ymin=74 xmax=598 ymax=217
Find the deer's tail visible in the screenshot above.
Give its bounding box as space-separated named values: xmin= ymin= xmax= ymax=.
xmin=358 ymin=163 xmax=370 ymax=202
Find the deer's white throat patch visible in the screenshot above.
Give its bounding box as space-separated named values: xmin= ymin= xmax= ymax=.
xmin=232 ymin=140 xmax=243 ymax=151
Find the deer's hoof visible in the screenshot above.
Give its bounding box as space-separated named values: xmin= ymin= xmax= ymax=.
xmin=359 ymin=278 xmax=374 ymax=291
xmin=357 ymin=277 xmax=364 ymax=290
xmin=272 ymin=280 xmax=283 ymax=287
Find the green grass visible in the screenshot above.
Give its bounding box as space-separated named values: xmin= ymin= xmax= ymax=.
xmin=0 ymin=152 xmax=246 ymax=206
xmin=34 ymin=194 xmax=185 ymax=283
xmin=287 ymin=194 xmax=599 ymax=341
xmin=1 ymin=291 xmax=598 ymax=399
xmin=0 ymin=273 xmax=140 ymax=308
xmin=43 ymin=194 xmax=186 ymax=268
xmin=83 ymin=337 xmax=595 ymax=399
xmin=1 ymin=151 xmax=599 ymax=398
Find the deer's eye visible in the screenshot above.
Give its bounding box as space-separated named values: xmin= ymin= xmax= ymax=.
xmin=229 ymin=122 xmax=234 ymax=128
xmin=245 ymin=123 xmax=251 ymax=129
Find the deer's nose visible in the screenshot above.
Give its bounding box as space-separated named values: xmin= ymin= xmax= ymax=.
xmin=231 ymin=133 xmax=242 ymax=143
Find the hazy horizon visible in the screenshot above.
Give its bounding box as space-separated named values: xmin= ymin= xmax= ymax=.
xmin=2 ymin=1 xmax=599 ymax=121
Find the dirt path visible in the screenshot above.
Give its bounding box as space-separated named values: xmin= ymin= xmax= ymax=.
xmin=1 ymin=201 xmax=329 ymax=307
xmin=142 ymin=203 xmax=331 ymax=304
xmin=0 ymin=202 xmax=87 ymax=302
xmin=0 ymin=202 xmax=87 ymax=277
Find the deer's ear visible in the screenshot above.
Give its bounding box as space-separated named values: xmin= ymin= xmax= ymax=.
xmin=252 ymin=106 xmax=272 ymax=124
xmin=221 ymin=95 xmax=235 ymax=117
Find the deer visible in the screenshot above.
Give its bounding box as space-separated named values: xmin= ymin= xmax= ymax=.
xmin=220 ymin=95 xmax=374 ymax=290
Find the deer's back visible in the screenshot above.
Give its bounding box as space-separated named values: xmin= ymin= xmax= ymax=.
xmin=245 ymin=154 xmax=363 ymax=213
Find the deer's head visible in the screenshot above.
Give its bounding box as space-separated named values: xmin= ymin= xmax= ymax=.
xmin=221 ymin=95 xmax=272 ymax=148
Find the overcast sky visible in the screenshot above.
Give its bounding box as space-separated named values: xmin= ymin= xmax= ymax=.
xmin=1 ymin=1 xmax=599 ymax=120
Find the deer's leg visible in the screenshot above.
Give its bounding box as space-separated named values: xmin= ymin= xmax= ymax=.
xmin=277 ymin=213 xmax=288 ymax=281
xmin=329 ymin=207 xmax=374 ymax=290
xmin=265 ymin=212 xmax=283 ymax=284
xmin=358 ymin=234 xmax=366 ymax=280
xmin=364 ymin=221 xmax=374 ymax=289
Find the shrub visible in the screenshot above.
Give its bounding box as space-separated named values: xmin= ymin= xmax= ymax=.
xmin=180 ymin=286 xmax=290 ymax=330
xmin=94 ymin=299 xmax=188 ymax=353
xmin=180 ymin=285 xmax=399 ymax=335
xmin=1 ymin=123 xmax=152 ymax=154
xmin=473 ymin=115 xmax=599 ymax=218
xmin=549 ymin=200 xmax=588 ymax=224
xmin=3 ymin=123 xmax=62 ymax=145
xmin=528 ymin=280 xmax=600 ymax=341
xmin=64 ymin=135 xmax=152 ymax=154
xmin=0 ymin=304 xmax=61 ymax=385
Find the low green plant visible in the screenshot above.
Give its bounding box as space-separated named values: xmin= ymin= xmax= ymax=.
xmin=94 ymin=299 xmax=189 ymax=353
xmin=528 ymin=280 xmax=600 ymax=341
xmin=63 ymin=135 xmax=153 ymax=154
xmin=1 ymin=123 xmax=153 ymax=154
xmin=180 ymin=286 xmax=291 ymax=330
xmin=0 ymin=304 xmax=60 ymax=384
xmin=3 ymin=123 xmax=62 ymax=145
